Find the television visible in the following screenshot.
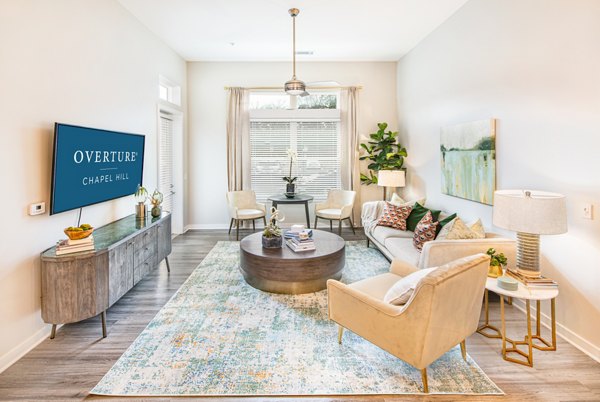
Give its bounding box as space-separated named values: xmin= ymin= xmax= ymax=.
xmin=50 ymin=123 xmax=145 ymax=215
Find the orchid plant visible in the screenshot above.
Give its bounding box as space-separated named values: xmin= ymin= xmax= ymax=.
xmin=263 ymin=207 xmax=285 ymax=238
xmin=282 ymin=148 xmax=298 ymax=184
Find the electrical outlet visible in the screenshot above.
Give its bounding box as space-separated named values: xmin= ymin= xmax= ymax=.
xmin=583 ymin=204 xmax=593 ymax=220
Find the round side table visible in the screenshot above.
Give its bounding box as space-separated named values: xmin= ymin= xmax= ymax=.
xmin=477 ymin=276 xmax=558 ymax=367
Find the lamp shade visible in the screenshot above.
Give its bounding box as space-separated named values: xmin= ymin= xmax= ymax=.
xmin=377 ymin=170 xmax=406 ymax=188
xmin=493 ymin=190 xmax=567 ymax=235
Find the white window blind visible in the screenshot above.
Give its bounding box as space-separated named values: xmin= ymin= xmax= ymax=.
xmin=158 ymin=113 xmax=174 ymax=214
xmin=249 ymin=120 xmax=341 ymax=202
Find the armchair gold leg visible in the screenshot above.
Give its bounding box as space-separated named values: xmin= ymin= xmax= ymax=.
xmin=421 ymin=368 xmax=429 ymax=393
xmin=460 ymin=340 xmax=467 ymax=361
xmin=337 ymin=326 xmax=344 ymax=344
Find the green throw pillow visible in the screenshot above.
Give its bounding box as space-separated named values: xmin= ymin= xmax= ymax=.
xmin=406 ymin=203 xmax=441 ymax=232
xmin=436 ymin=213 xmax=457 ymax=236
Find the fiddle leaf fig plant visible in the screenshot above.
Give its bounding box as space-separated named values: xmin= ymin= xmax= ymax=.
xmin=359 ymin=122 xmax=407 ymax=185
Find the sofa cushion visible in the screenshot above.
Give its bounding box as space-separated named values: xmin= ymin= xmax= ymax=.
xmin=372 ymin=225 xmax=414 ymax=244
xmin=406 ymin=203 xmax=441 ymax=232
xmin=413 ymin=211 xmax=439 ymax=252
xmin=384 ymin=237 xmax=421 ymax=266
xmin=377 ymin=202 xmax=412 ymax=231
xmin=383 ymin=267 xmax=436 ymax=305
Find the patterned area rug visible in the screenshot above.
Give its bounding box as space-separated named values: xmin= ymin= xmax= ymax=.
xmin=92 ymin=241 xmax=502 ymax=396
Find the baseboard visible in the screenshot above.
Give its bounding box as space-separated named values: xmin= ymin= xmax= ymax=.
xmin=512 ymin=299 xmax=600 ymax=363
xmin=0 ymin=324 xmax=56 ymax=374
xmin=185 ymin=224 xmax=229 ymax=230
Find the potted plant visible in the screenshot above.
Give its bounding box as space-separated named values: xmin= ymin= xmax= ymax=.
xmin=262 ymin=207 xmax=285 ymax=248
xmin=134 ymin=184 xmax=148 ymax=219
xmin=486 ymin=247 xmax=508 ymax=278
xmin=359 ymin=122 xmax=408 ymax=185
xmin=282 ymin=148 xmax=298 ymax=197
xmin=150 ymin=189 xmax=163 ymax=218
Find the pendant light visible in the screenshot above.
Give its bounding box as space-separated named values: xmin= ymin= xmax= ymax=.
xmin=284 ymin=8 xmax=308 ymax=96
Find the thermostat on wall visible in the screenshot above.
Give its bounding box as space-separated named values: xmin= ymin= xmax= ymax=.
xmin=29 ymin=202 xmax=46 ymax=216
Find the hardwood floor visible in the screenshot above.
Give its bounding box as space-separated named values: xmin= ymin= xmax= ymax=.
xmin=0 ymin=228 xmax=599 ymax=401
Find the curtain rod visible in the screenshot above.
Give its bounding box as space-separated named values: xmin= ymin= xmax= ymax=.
xmin=223 ymin=85 xmax=363 ymax=90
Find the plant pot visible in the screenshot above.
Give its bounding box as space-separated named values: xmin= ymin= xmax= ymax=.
xmin=262 ymin=235 xmax=283 ymax=249
xmin=285 ymin=183 xmax=296 ymax=194
xmin=151 ymin=205 xmax=162 ymax=218
xmin=488 ymin=265 xmax=503 ymax=278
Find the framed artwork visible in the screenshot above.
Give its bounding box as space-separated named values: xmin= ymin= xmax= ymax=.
xmin=440 ymin=119 xmax=496 ymax=205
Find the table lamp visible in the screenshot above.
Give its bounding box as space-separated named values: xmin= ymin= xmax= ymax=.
xmin=493 ymin=190 xmax=567 ymax=278
xmin=377 ymin=170 xmax=405 ymax=201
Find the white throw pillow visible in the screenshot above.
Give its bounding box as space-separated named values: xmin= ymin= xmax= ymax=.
xmin=384 ymin=268 xmax=436 ymax=305
xmin=389 ymin=193 xmax=426 ymax=207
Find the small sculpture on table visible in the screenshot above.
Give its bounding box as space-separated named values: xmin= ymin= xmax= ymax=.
xmin=134 ymin=185 xmax=148 ymax=219
xmin=283 ymin=148 xmax=298 ymax=198
xmin=150 ymin=189 xmax=164 ymax=218
xmin=262 ymin=207 xmax=285 ymax=248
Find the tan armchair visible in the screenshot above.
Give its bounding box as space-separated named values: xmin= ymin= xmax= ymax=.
xmin=226 ymin=190 xmax=266 ymax=240
xmin=314 ymin=190 xmax=356 ymax=235
xmin=327 ymin=253 xmax=490 ymax=393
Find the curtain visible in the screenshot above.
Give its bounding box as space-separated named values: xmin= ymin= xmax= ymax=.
xmin=340 ymin=87 xmax=361 ymax=224
xmin=226 ymin=87 xmax=250 ymax=191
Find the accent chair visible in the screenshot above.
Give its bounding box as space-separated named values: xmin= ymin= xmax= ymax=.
xmin=314 ymin=190 xmax=356 ymax=235
xmin=226 ymin=190 xmax=267 ymax=240
xmin=327 ymin=253 xmax=490 ymax=393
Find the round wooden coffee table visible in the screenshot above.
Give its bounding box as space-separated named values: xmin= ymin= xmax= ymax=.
xmin=239 ymin=230 xmax=345 ymax=294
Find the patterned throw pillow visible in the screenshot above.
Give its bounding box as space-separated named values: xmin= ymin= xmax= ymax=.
xmin=437 ymin=217 xmax=485 ymax=240
xmin=377 ymin=202 xmax=413 ymax=231
xmin=413 ymin=211 xmax=439 ymax=252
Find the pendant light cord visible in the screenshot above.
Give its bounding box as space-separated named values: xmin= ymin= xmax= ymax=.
xmin=292 ymin=14 xmax=296 ymax=79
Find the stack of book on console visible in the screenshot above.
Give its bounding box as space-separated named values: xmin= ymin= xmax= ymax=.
xmin=506 ymin=270 xmax=558 ymax=289
xmin=285 ymin=225 xmax=315 ymax=252
xmin=55 ymin=236 xmax=95 ymax=256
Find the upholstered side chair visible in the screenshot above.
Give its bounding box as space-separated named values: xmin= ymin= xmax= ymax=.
xmin=327 ymin=253 xmax=490 ymax=393
xmin=314 ymin=190 xmax=356 ymax=235
xmin=226 ymin=190 xmax=267 ymax=240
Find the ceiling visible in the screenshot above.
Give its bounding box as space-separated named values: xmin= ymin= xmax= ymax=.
xmin=118 ymin=0 xmax=469 ymax=62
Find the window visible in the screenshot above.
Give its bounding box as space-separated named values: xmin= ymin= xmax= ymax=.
xmin=249 ymin=92 xmax=342 ymax=202
xmin=158 ymin=75 xmax=181 ymax=106
xmin=158 ymin=112 xmax=174 ymax=214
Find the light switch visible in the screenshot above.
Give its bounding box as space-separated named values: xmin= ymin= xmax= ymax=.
xmin=583 ymin=204 xmax=593 ymax=220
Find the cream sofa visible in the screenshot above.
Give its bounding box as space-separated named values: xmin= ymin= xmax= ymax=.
xmin=361 ymin=200 xmax=516 ymax=270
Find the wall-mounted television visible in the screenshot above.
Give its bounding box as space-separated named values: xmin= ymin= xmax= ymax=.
xmin=50 ymin=123 xmax=145 ymax=215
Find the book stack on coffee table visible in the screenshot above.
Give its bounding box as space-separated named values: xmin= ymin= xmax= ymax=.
xmin=284 ymin=226 xmax=315 ymax=252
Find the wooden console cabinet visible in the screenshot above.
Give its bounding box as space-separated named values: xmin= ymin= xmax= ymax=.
xmin=41 ymin=213 xmax=172 ymax=339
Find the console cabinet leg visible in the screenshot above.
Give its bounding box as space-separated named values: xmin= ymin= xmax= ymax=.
xmin=50 ymin=324 xmax=57 ymax=339
xmin=101 ymin=311 xmax=107 ymax=338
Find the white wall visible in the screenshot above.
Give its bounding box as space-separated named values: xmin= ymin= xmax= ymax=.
xmin=187 ymin=61 xmax=398 ymax=228
xmin=0 ymin=0 xmax=186 ymax=372
xmin=396 ymin=0 xmax=600 ymax=359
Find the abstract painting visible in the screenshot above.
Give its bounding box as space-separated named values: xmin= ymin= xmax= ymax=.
xmin=440 ymin=119 xmax=496 ymax=205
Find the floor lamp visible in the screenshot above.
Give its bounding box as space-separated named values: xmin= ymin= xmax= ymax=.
xmin=493 ymin=190 xmax=567 ymax=278
xmin=378 ymin=170 xmax=405 ymax=201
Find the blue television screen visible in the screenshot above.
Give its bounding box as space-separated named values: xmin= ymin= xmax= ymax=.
xmin=50 ymin=123 xmax=145 ymax=215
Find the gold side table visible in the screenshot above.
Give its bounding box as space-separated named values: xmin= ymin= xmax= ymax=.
xmin=477 ymin=277 xmax=558 ymax=367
